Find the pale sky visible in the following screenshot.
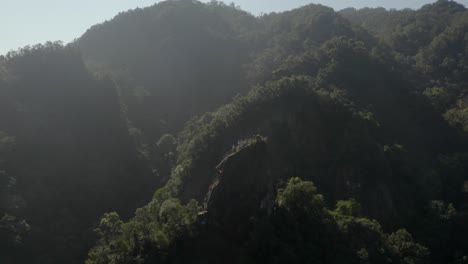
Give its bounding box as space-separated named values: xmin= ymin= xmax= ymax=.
xmin=1 ymin=0 xmax=467 ymax=55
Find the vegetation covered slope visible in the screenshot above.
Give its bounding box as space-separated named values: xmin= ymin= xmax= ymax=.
xmin=1 ymin=0 xmax=468 ymax=263
xmin=85 ymin=3 xmax=468 ymax=259
xmin=87 ymin=74 xmax=467 ymax=263
xmin=78 ymin=0 xmax=254 ymax=143
xmin=84 ymin=1 xmax=468 ymax=263
xmin=0 ymin=43 xmax=156 ymax=264
xmin=341 ymin=0 xmax=468 ymax=133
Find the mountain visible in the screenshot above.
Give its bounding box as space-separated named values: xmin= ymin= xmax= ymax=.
xmin=77 ymin=0 xmax=254 ymax=143
xmin=0 ymin=43 xmax=156 ymax=263
xmin=1 ymin=0 xmax=468 ymax=263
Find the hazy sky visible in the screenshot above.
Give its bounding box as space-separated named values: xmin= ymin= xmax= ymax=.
xmin=1 ymin=0 xmax=467 ymax=55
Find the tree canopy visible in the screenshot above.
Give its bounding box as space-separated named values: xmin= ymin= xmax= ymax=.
xmin=1 ymin=0 xmax=468 ymax=263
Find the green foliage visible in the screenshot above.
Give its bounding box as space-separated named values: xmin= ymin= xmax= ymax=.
xmin=249 ymin=179 xmax=429 ymax=264
xmin=0 ymin=132 xmax=15 ymax=155
xmin=334 ymin=199 xmax=362 ymax=217
xmin=87 ymin=197 xmax=198 ymax=264
xmin=444 ymin=98 xmax=468 ymax=132
xmin=78 ymin=0 xmax=252 ymax=141
xmin=1 ymin=1 xmax=468 ymax=263
xmin=331 ymin=199 xmax=429 ymax=264
xmin=387 ymin=229 xmax=430 ymax=264
xmin=0 ymin=43 xmax=155 ymax=263
xmin=0 ymin=214 xmax=30 ymax=246
xmin=277 ymin=177 xmax=325 ymax=214
xmin=343 ymin=0 xmax=466 ymax=56
xmin=0 ymin=131 xmax=27 ymax=252
xmin=428 ymin=200 xmax=457 ymax=220
xmin=95 ymin=213 xmax=124 ymax=243
xmin=423 ymin=86 xmax=454 ymax=111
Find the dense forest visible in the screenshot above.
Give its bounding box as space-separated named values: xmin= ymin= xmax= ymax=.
xmin=1 ymin=0 xmax=468 ymax=263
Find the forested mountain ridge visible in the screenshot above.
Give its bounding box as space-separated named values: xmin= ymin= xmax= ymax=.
xmin=0 ymin=44 xmax=157 ymax=263
xmin=341 ymin=0 xmax=468 ymax=131
xmin=78 ymin=0 xmax=253 ymax=144
xmin=1 ymin=0 xmax=468 ymax=263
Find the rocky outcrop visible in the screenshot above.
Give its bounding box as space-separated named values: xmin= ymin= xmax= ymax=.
xmin=207 ymin=138 xmax=270 ymax=240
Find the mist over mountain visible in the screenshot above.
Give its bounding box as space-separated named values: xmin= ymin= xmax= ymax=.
xmin=1 ymin=0 xmax=468 ymax=263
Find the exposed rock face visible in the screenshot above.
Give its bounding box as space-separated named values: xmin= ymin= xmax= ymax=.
xmin=196 ymin=108 xmax=403 ymax=231
xmin=207 ymin=139 xmax=269 ymax=240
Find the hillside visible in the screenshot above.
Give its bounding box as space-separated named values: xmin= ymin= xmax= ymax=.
xmin=0 ymin=44 xmax=156 ymax=263
xmin=1 ymin=0 xmax=468 ymax=263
